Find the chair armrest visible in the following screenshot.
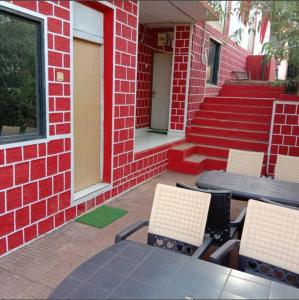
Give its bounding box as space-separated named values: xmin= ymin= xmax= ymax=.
xmin=209 ymin=239 xmax=240 ymax=264
xmin=115 ymin=219 xmax=149 ymax=243
xmin=192 ymin=234 xmax=212 ymax=258
xmin=230 ymin=207 xmax=246 ymax=227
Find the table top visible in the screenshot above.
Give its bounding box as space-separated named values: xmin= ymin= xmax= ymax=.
xmin=196 ymin=170 xmax=299 ymax=207
xmin=49 ymin=240 xmax=299 ymax=299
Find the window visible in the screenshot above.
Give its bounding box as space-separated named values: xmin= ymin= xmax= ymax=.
xmin=207 ymin=39 xmax=221 ymax=85
xmin=0 ymin=7 xmax=45 ymax=144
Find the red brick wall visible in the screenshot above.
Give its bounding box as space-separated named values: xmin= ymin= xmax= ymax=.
xmin=136 ymin=25 xmax=153 ymax=129
xmin=187 ymin=23 xmax=248 ymax=124
xmin=170 ymin=25 xmax=191 ymax=131
xmin=268 ymin=101 xmax=299 ymax=175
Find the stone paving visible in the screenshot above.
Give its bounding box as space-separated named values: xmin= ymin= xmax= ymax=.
xmin=0 ymin=171 xmax=246 ymax=299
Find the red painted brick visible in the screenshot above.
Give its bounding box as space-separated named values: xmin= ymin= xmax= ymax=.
xmin=56 ymin=123 xmax=71 ymax=135
xmin=16 ymin=206 xmax=30 ymax=229
xmin=0 ymin=166 xmax=13 ymax=189
xmin=284 ymin=104 xmax=296 ymax=114
xmin=55 ymin=35 xmax=70 ymax=52
xmin=284 ymin=135 xmax=296 ymax=146
xmin=47 ymin=195 xmax=58 ymax=216
xmin=6 ymin=147 xmax=22 ymax=164
xmin=59 ymin=153 xmax=71 ymax=171
xmin=0 ymin=212 xmax=14 ymax=237
xmin=38 ymin=217 xmax=54 ymax=235
xmin=54 ymin=173 xmax=64 ymax=194
xmin=31 ymin=200 xmax=46 ymax=223
xmin=286 ymin=115 xmax=298 ymax=125
xmin=48 ymin=51 xmax=63 ymax=67
xmin=39 ymin=178 xmax=53 ymax=199
xmin=24 ymin=224 xmax=37 ymax=242
xmin=15 ymin=162 xmax=29 ymax=185
xmin=14 ymin=1 xmax=37 ymax=10
xmin=48 ymin=139 xmax=64 ymax=155
xmin=48 ymin=17 xmax=62 ymax=34
xmin=0 ymin=150 xmax=4 ymax=165
xmin=64 ymin=53 xmax=70 ymax=68
xmin=0 ymin=238 xmax=6 ymax=255
xmin=64 ymin=171 xmax=71 ymax=189
xmin=47 ymin=156 xmax=58 ymax=176
xmin=59 ymin=190 xmax=70 ymax=210
xmin=63 ymin=21 xmax=70 ymax=36
xmin=49 ymin=83 xmax=63 ymax=96
xmin=38 ymin=1 xmax=53 ymax=15
xmin=24 ymin=144 xmax=37 ymax=160
xmin=23 ymin=182 xmax=38 ymax=205
xmin=65 ymin=207 xmax=76 ymax=221
xmin=54 ymin=5 xmax=70 ymax=20
xmin=0 ymin=192 xmax=4 ymax=214
xmin=31 ymin=158 xmax=46 ymax=180
xmin=8 ymin=231 xmax=23 ymax=251
xmin=55 ymin=211 xmax=65 ymax=228
xmin=39 ymin=143 xmax=46 ymax=157
xmin=7 ymin=187 xmax=22 ymax=211
xmin=76 ymin=203 xmax=86 ymax=216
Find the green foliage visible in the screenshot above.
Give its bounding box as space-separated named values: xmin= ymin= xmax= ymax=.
xmin=0 ymin=12 xmax=38 ymax=132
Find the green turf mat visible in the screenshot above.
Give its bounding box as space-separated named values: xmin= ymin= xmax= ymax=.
xmin=75 ymin=205 xmax=127 ymax=228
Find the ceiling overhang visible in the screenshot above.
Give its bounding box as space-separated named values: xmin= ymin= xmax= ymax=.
xmin=139 ymin=1 xmax=219 ymax=27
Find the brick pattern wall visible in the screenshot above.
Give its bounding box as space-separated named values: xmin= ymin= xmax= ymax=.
xmin=170 ymin=25 xmax=191 ymax=131
xmin=187 ymin=23 xmax=248 ymax=124
xmin=136 ymin=25 xmax=153 ymax=129
xmin=268 ymin=101 xmax=299 ymax=175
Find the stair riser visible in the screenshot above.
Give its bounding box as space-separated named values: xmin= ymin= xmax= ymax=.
xmin=205 ymin=97 xmax=274 ymax=107
xmin=188 ymin=135 xmax=268 ymax=152
xmin=168 ymin=160 xmax=205 ymax=175
xmin=219 ymin=91 xmax=281 ymax=98
xmin=222 ymin=85 xmax=284 ymax=92
xmin=204 ymin=159 xmax=227 ymax=171
xmin=194 ymin=145 xmax=228 ymax=158
xmin=188 ymin=127 xmax=269 ymax=142
xmin=197 ymin=111 xmax=271 ymax=123
xmin=191 ymin=118 xmax=270 ymax=131
xmin=200 ymin=103 xmax=272 ymax=115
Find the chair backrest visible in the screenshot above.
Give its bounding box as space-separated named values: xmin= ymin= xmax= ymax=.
xmin=176 ymin=183 xmax=231 ymax=245
xmin=1 ymin=125 xmax=20 ymax=136
xmin=239 ymin=199 xmax=299 ymax=286
xmin=274 ymin=154 xmax=299 ymax=183
xmin=226 ymin=149 xmax=264 ymax=177
xmin=25 ymin=127 xmax=38 ymax=134
xmin=148 ymin=183 xmax=211 ymax=255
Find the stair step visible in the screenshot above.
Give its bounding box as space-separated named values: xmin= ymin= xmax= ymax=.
xmin=197 ymin=111 xmax=271 ymax=123
xmin=219 ymin=91 xmax=281 ymax=98
xmin=171 ymin=143 xmax=194 ymax=151
xmin=188 ymin=134 xmax=268 ymax=152
xmin=200 ymin=103 xmax=272 ymax=115
xmin=184 ymin=154 xmax=205 ymax=163
xmin=188 ymin=126 xmax=269 ymax=142
xmin=191 ymin=118 xmax=270 ymax=131
xmin=205 ymin=96 xmax=275 ymax=107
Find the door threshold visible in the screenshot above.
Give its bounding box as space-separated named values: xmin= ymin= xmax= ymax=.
xmin=73 ymin=182 xmax=112 ymax=204
xmin=147 ymin=129 xmax=168 ymax=135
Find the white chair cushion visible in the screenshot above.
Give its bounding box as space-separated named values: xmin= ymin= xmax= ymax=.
xmin=148 ymin=183 xmax=211 ymax=247
xmin=240 ymin=200 xmax=299 ymax=274
xmin=275 ymin=154 xmax=299 ymax=183
xmin=226 ymin=149 xmax=264 ymax=177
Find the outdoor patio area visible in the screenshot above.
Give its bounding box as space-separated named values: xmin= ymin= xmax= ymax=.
xmin=0 ymin=171 xmax=245 ymax=299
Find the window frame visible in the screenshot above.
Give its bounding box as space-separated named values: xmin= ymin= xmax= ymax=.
xmin=0 ymin=5 xmax=46 ymax=145
xmin=207 ymin=39 xmax=221 ymax=86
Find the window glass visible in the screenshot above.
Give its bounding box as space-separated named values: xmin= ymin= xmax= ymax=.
xmin=0 ymin=8 xmax=45 ymax=143
xmin=207 ymin=39 xmax=221 ymax=85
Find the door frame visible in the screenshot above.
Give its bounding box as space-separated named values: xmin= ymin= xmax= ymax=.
xmin=70 ymin=1 xmax=115 ymax=204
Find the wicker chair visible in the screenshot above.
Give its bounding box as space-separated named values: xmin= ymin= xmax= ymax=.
xmin=274 ymin=154 xmax=299 ymax=183
xmin=209 ymin=199 xmax=299 ymax=288
xmin=176 ymin=183 xmax=246 ymax=246
xmin=226 ymin=148 xmax=264 ymax=177
xmin=115 ymin=183 xmax=212 ymax=258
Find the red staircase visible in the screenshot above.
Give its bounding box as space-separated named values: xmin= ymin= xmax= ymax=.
xmin=169 ymin=81 xmax=284 ymax=175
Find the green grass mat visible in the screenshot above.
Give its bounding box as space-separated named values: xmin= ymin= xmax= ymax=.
xmin=75 ymin=205 xmax=127 ymax=229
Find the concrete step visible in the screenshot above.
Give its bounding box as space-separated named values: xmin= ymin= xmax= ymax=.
xmin=187 ymin=126 xmax=269 ymax=142
xmin=196 ymin=110 xmax=271 ymax=123
xmin=200 ymin=103 xmax=272 ymax=115
xmin=205 ymin=96 xmax=275 ymax=107
xmin=191 ymin=118 xmax=270 ymax=132
xmin=188 ymin=134 xmax=268 ymax=152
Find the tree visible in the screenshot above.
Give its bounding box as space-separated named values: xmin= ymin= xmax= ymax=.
xmin=209 ymin=0 xmax=299 ymax=94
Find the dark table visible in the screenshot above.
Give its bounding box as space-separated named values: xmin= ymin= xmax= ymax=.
xmin=49 ymin=240 xmax=299 ymax=299
xmin=196 ymin=170 xmax=299 ymax=207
